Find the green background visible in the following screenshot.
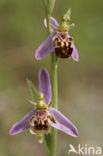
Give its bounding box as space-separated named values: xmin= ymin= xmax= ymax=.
xmin=0 ymin=0 xmax=103 ymax=156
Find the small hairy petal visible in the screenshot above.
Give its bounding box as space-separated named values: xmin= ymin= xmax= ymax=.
xmin=49 ymin=108 xmax=78 ymax=137
xmin=9 ymin=109 xmax=36 ymax=135
xmin=35 ymin=32 xmax=55 ymax=60
xmin=71 ymin=43 xmax=79 ymax=62
xmin=39 ymin=68 xmax=51 ymax=104
xmin=44 ymin=17 xmax=59 ymax=31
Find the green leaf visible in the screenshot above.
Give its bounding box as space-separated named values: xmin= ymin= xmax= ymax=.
xmin=26 ymin=79 xmax=40 ymax=103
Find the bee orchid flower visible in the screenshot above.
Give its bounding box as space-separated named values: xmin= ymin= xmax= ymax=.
xmin=10 ymin=68 xmax=78 ymax=143
xmin=35 ymin=9 xmax=79 ymax=61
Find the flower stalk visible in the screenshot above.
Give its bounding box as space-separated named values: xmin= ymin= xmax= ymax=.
xmin=45 ymin=1 xmax=58 ymax=156
xmin=49 ymin=51 xmax=58 ymax=156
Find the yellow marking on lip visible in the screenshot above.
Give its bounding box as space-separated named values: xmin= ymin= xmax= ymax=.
xmin=66 ymin=42 xmax=68 ymax=46
xmin=61 ymin=42 xmax=64 ymax=47
xmin=29 ymin=128 xmax=35 ymax=135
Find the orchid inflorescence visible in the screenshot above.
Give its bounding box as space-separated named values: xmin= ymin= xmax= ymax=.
xmin=10 ymin=8 xmax=79 ymax=151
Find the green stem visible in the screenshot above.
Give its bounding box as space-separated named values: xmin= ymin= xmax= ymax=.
xmin=51 ymin=53 xmax=58 ymax=110
xmin=46 ymin=14 xmax=51 ymax=34
xmin=49 ymin=52 xmax=58 ymax=156
xmin=46 ymin=11 xmax=58 ymax=156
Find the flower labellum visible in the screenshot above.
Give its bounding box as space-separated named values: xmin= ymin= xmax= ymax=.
xmin=29 ymin=93 xmax=56 ymax=143
xmin=54 ymin=31 xmax=73 ymax=58
xmin=53 ymin=9 xmax=74 ymax=58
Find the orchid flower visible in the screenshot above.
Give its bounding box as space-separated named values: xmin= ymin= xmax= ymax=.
xmin=10 ymin=68 xmax=78 ymax=143
xmin=35 ymin=9 xmax=79 ymax=61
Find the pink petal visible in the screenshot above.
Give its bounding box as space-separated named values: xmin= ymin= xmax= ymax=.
xmin=39 ymin=68 xmax=51 ymax=104
xmin=9 ymin=109 xmax=36 ymax=135
xmin=49 ymin=108 xmax=78 ymax=137
xmin=35 ymin=32 xmax=55 ymax=60
xmin=44 ymin=16 xmax=59 ymax=31
xmin=72 ymin=43 xmax=79 ymax=62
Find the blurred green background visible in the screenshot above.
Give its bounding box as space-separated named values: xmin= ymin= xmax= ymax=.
xmin=0 ymin=0 xmax=103 ymax=156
